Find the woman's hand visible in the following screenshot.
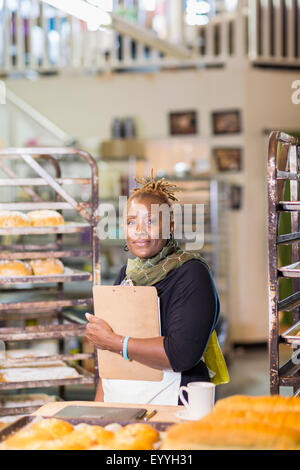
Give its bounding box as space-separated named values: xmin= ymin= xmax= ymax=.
xmin=85 ymin=313 xmax=119 ymax=351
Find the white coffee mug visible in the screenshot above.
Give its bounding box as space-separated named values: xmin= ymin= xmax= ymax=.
xmin=178 ymin=382 xmax=215 ymax=419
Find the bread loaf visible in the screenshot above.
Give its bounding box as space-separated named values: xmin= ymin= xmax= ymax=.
xmin=29 ymin=258 xmax=64 ymax=276
xmin=213 ymin=395 xmax=300 ymax=413
xmin=0 ymin=260 xmax=33 ymax=277
xmin=0 ymin=211 xmax=31 ymax=228
xmin=161 ymin=419 xmax=300 ymax=450
xmin=27 ymin=210 xmax=64 ymax=227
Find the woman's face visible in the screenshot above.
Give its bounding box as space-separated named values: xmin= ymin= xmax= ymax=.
xmin=124 ymin=196 xmax=174 ymax=259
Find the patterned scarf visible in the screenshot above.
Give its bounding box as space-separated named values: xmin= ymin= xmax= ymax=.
xmin=125 ymin=237 xmax=210 ymax=286
xmin=124 ymin=238 xmax=230 ymax=386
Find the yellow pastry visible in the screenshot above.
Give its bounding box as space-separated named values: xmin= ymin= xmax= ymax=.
xmin=27 ymin=210 xmax=64 ymax=227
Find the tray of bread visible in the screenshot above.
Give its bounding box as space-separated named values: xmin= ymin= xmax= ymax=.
xmin=0 ymin=210 xmax=90 ymax=235
xmin=0 ymin=416 xmax=171 ymax=450
xmin=1 ymin=395 xmax=300 ymax=450
xmin=0 ymin=259 xmax=92 ymax=284
xmin=281 ymin=320 xmax=300 ymax=345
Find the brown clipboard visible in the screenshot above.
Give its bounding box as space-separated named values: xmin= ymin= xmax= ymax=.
xmin=92 ymin=285 xmax=163 ymax=381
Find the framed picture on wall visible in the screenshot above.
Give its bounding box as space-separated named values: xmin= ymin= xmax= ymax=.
xmin=212 ymin=110 xmax=242 ymax=135
xmin=213 ymin=148 xmax=242 ymax=172
xmin=169 ymin=110 xmax=198 ymax=136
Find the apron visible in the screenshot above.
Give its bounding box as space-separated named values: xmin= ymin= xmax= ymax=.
xmin=102 ymin=277 xmax=182 ymax=405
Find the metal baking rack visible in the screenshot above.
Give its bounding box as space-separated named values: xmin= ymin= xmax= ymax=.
xmin=0 ymin=148 xmax=101 ymax=414
xmin=268 ymin=131 xmax=300 ymax=396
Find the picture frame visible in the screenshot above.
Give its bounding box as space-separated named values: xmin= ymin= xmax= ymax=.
xmin=213 ymin=148 xmax=242 ymax=172
xmin=212 ymin=110 xmax=242 ymax=135
xmin=169 ymin=110 xmax=198 ymax=136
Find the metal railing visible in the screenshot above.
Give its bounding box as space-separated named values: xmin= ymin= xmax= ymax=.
xmin=0 ymin=0 xmax=299 ymax=75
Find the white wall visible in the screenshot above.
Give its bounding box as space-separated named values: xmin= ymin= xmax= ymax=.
xmin=2 ymin=66 xmax=300 ymax=342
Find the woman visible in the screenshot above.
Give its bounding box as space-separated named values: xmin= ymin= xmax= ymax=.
xmin=85 ymin=171 xmax=229 ymax=405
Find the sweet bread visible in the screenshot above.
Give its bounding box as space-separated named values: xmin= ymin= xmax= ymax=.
xmin=113 ymin=423 xmax=160 ymax=450
xmin=213 ymin=395 xmax=300 ymax=413
xmin=208 ymin=408 xmax=300 ymax=431
xmin=35 ymin=424 xmax=115 ymax=450
xmin=0 ymin=210 xmax=31 ymax=228
xmin=161 ymin=419 xmax=300 ymax=450
xmin=27 ymin=210 xmax=64 ymax=227
xmin=1 ymin=419 xmax=74 ymax=450
xmin=29 ymin=258 xmax=64 ymax=276
xmin=0 ymin=260 xmax=32 ymax=277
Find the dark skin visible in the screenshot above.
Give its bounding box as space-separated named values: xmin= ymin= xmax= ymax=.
xmin=85 ymin=195 xmax=174 ymax=401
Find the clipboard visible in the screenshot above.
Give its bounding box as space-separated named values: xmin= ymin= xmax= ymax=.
xmin=92 ymin=285 xmax=163 ymax=382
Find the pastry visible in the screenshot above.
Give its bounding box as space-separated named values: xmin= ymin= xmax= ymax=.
xmin=207 ymin=408 xmax=300 ymax=431
xmin=1 ymin=419 xmax=74 ymax=450
xmin=0 ymin=210 xmax=31 ymax=228
xmin=0 ymin=260 xmax=32 ymax=277
xmin=27 ymin=210 xmax=64 ymax=227
xmin=113 ymin=423 xmax=160 ymax=450
xmin=213 ymin=394 xmax=300 ymax=413
xmin=29 ymin=258 xmax=64 ymax=276
xmin=160 ymin=419 xmax=300 ymax=450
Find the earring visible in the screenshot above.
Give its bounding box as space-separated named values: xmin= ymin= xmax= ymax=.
xmin=123 ymin=244 xmax=129 ymax=252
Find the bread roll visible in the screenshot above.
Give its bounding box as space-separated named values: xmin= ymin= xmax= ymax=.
xmin=1 ymin=419 xmax=74 ymax=450
xmin=208 ymin=408 xmax=300 ymax=431
xmin=113 ymin=423 xmax=160 ymax=450
xmin=161 ymin=419 xmax=300 ymax=450
xmin=29 ymin=258 xmax=64 ymax=276
xmin=0 ymin=210 xmax=31 ymax=228
xmin=213 ymin=395 xmax=300 ymax=413
xmin=0 ymin=260 xmax=32 ymax=277
xmin=27 ymin=210 xmax=64 ymax=227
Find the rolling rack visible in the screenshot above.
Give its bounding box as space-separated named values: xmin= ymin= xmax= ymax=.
xmin=268 ymin=131 xmax=300 ymax=396
xmin=0 ymin=147 xmax=100 ymax=416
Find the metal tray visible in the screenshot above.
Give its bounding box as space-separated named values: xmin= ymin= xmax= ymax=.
xmin=0 ymin=415 xmax=173 ymax=445
xmin=281 ymin=320 xmax=300 ymax=345
xmin=278 ymin=201 xmax=300 ymax=211
xmin=278 ymin=262 xmax=300 ymax=278
xmin=0 ymin=222 xmax=91 ymax=236
xmin=0 ymin=267 xmax=92 ymax=285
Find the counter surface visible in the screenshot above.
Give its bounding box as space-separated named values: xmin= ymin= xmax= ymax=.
xmin=33 ymin=400 xmax=184 ymax=423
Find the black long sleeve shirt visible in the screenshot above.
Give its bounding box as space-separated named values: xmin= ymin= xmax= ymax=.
xmin=114 ymin=258 xmax=220 ymax=391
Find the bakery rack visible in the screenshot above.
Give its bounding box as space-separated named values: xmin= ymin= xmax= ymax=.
xmin=267 ymin=131 xmax=300 ymax=396
xmin=0 ymin=147 xmax=100 ymax=416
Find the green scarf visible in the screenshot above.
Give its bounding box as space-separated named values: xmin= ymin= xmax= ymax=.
xmin=124 ymin=238 xmax=230 ymax=386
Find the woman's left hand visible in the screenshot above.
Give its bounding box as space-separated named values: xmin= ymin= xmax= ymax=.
xmin=85 ymin=313 xmax=117 ymax=351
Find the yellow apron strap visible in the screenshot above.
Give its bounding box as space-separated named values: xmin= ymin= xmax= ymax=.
xmin=202 ymin=330 xmax=230 ymax=386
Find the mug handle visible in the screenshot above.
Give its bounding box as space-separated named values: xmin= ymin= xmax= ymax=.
xmin=178 ymin=386 xmax=189 ymax=409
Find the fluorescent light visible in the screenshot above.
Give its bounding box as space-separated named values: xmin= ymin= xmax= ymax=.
xmin=41 ymin=0 xmax=112 ymax=27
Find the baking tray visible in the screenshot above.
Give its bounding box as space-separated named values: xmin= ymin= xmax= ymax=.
xmin=0 ymin=222 xmax=91 ymax=236
xmin=278 ymin=262 xmax=300 ymax=278
xmin=0 ymin=267 xmax=92 ymax=285
xmin=280 ymin=320 xmax=300 ymax=345
xmin=0 ymin=362 xmax=95 ymax=391
xmin=0 ymin=394 xmax=63 ymax=417
xmin=0 ymin=415 xmax=173 ymax=445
